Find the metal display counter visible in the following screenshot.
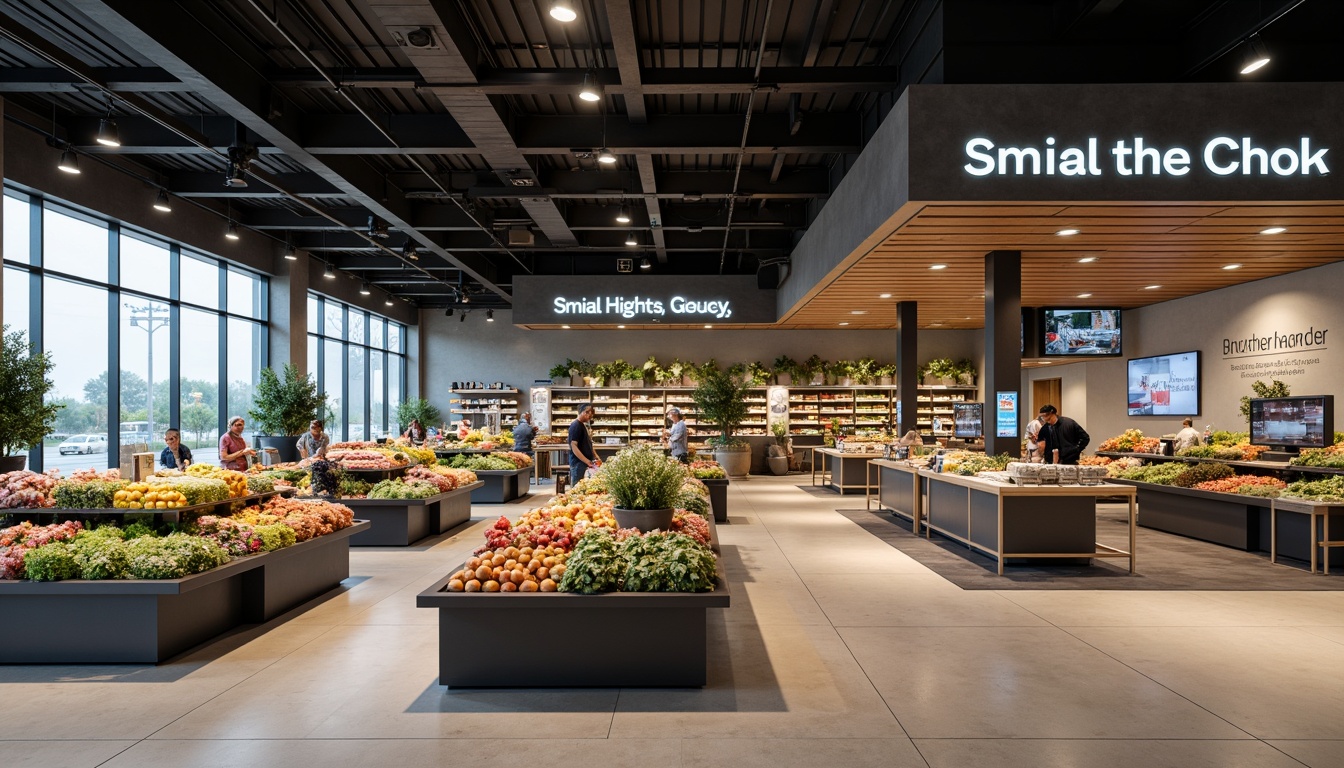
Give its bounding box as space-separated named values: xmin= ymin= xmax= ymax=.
xmin=343 ymin=482 xmax=483 ymax=546
xmin=814 ymin=448 xmax=884 ymax=494
xmin=869 ymin=459 xmax=925 ymax=528
xmin=1271 ymin=498 xmax=1344 ymax=574
xmin=471 ymin=467 xmax=533 ymax=503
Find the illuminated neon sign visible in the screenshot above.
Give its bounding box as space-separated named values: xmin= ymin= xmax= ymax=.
xmin=963 ymin=137 xmax=1329 ymax=177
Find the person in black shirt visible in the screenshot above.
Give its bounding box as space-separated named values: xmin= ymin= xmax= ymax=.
xmin=568 ymin=403 xmax=600 ymax=483
xmin=1037 ymin=404 xmax=1090 ymax=465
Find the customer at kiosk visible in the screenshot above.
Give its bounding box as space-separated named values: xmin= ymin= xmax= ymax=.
xmin=1174 ymin=418 xmax=1202 ymax=452
xmin=1038 ymin=404 xmax=1090 ymax=465
xmin=512 ymin=412 xmax=536 ymax=457
xmin=159 ymin=428 xmax=193 ymax=469
xmin=568 ymin=403 xmax=601 ymax=483
xmin=664 ymin=407 xmax=689 ymax=462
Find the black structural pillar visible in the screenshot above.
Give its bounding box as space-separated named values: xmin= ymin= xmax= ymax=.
xmin=984 ymin=250 xmax=1022 ymax=457
xmin=894 ymin=301 xmax=919 ymax=436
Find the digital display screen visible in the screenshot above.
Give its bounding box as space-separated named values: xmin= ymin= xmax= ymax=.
xmin=996 ymin=392 xmax=1018 ymax=438
xmin=1042 ymin=308 xmax=1122 ymax=356
xmin=1250 ymin=396 xmax=1334 ymax=449
xmin=954 ymin=403 xmax=983 ymax=438
xmin=1127 ymin=351 xmax=1200 ymax=416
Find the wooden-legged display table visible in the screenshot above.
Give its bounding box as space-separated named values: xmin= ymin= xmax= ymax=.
xmin=814 ymin=448 xmax=884 ymax=494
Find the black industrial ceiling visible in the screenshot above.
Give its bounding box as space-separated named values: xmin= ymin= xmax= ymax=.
xmin=0 ymin=0 xmax=1338 ymax=309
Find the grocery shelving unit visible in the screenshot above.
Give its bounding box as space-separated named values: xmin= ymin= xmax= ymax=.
xmin=451 ymin=388 xmax=519 ymax=433
xmin=916 ymin=385 xmax=977 ymax=438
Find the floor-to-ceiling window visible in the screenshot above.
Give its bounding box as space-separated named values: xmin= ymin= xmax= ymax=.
xmin=307 ymin=293 xmax=406 ymax=441
xmin=2 ymin=188 xmax=268 ymax=472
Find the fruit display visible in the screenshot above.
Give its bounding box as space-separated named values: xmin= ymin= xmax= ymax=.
xmin=233 ymin=497 xmax=355 ymax=541
xmin=404 ymin=465 xmax=458 ymax=492
xmin=1097 ymin=429 xmax=1162 ymax=453
xmin=112 ymin=482 xmax=188 ymax=510
xmin=52 ymin=479 xmax=127 ymax=509
xmin=367 ymin=478 xmax=440 ymax=500
xmin=245 ymin=475 xmax=276 ymax=495
xmin=481 ymin=499 xmax=618 ymax=553
xmin=419 ymin=464 xmax=477 ymax=487
xmin=1281 ymin=476 xmax=1344 ymax=502
xmin=495 ymin=451 xmax=533 ymax=469
xmin=670 ymin=509 xmax=710 ymax=546
xmin=0 ymin=470 xmax=59 ymax=509
xmin=392 ymin=442 xmax=437 ymax=465
xmin=443 ymin=543 xmax=570 ymax=593
xmin=185 ymin=464 xmax=250 ymax=498
xmin=1106 ymin=457 xmax=1143 ymax=477
xmin=1194 ymin=475 xmax=1287 ymax=494
xmin=147 ymin=475 xmax=231 ymax=505
xmin=1078 ymin=456 xmax=1111 ymax=467
xmin=689 ymin=460 xmax=727 ymax=479
xmin=66 ymin=468 xmax=122 ymax=483
xmin=1291 ymin=443 xmax=1344 ymax=469
xmin=309 ymin=459 xmax=341 ymax=497
xmin=942 ymin=451 xmax=1012 ymax=476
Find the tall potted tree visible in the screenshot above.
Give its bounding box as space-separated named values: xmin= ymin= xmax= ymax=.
xmin=602 ymin=445 xmax=687 ymax=532
xmin=248 ymin=363 xmax=329 ymax=463
xmin=0 ymin=326 xmax=62 ymax=472
xmin=693 ymin=368 xmax=752 ymax=477
xmin=396 ymin=398 xmax=442 ymax=437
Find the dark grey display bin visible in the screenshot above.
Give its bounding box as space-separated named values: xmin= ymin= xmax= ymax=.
xmin=471 ymin=467 xmax=532 ymax=503
xmin=344 ymin=483 xmax=480 ymax=546
xmin=0 ymin=521 xmax=368 ymax=664
xmin=1112 ymin=479 xmax=1268 ymax=550
xmin=700 ymin=477 xmax=729 ymax=522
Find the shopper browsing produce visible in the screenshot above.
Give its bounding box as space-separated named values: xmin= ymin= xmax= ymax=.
xmin=1038 ymin=404 xmax=1090 ymax=465
xmin=512 ymin=412 xmax=536 ymax=456
xmin=456 ymin=418 xmax=472 ymax=440
xmin=568 ymin=403 xmax=600 ymax=482
xmin=403 ymin=419 xmax=428 ymax=443
xmin=159 ymin=428 xmax=193 ymax=469
xmin=219 ymin=416 xmax=256 ymax=471
xmin=1173 ymin=418 xmax=1202 ymax=452
xmin=663 ymin=407 xmax=689 ymax=462
xmin=296 ymin=420 xmax=330 ymax=460
xmin=1025 ymin=415 xmax=1045 ymax=462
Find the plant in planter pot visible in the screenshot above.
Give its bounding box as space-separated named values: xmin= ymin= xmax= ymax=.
xmin=248 ymin=363 xmax=330 ymax=463
xmin=396 ymin=398 xmax=442 ymax=438
xmin=688 ymin=359 xmax=718 ymax=386
xmin=601 ymin=445 xmax=687 ymax=532
xmin=802 ymin=355 xmax=826 ymax=386
xmin=642 ymin=355 xmax=661 ymax=385
xmin=548 ymin=361 xmax=572 ymax=387
xmin=772 ymin=355 xmax=798 ymax=386
xmin=664 ymin=358 xmax=687 ymax=386
xmin=853 ymin=357 xmax=878 ymax=386
xmin=0 ymin=326 xmax=62 ymax=472
xmin=953 ymin=359 xmax=977 ymax=386
xmin=593 ymin=361 xmax=616 ymax=388
xmin=922 ymin=358 xmax=957 ymax=386
xmin=747 ymin=361 xmax=771 ymax=387
xmin=766 ymin=421 xmax=791 ymax=475
xmin=825 ymin=360 xmax=849 ymax=386
xmin=875 ymin=363 xmax=897 ymax=386
xmin=726 ymin=362 xmax=748 ymax=386
xmin=692 ymin=368 xmax=752 ymax=477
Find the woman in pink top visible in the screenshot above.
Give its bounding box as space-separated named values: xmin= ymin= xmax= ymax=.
xmin=219 ymin=416 xmax=256 ymax=471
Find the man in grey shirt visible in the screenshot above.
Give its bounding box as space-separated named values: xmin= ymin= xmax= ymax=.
xmin=664 ymin=407 xmax=689 ymax=462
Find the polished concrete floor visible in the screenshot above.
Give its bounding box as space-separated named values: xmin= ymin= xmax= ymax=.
xmin=5 ymin=474 xmax=1344 ymax=768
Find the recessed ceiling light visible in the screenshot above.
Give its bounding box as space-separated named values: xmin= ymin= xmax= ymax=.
xmin=1076 ymin=293 xmax=1092 ymax=298
xmin=850 ymin=310 xmax=867 ymax=315
xmin=838 ymin=322 xmax=849 ymax=326
xmin=1260 ymin=226 xmax=1286 ymax=235
xmin=929 ymin=322 xmax=943 ymax=327
xmin=561 ymin=325 xmax=570 ymax=329
xmin=617 ymin=324 xmax=625 ymax=329
xmin=928 ymin=263 xmax=948 ymax=270
xmin=1223 ymin=263 xmax=1243 ymax=270
xmin=703 ymin=324 xmax=713 ymax=329
xmin=1056 ymin=228 xmax=1080 ymax=236
xmin=878 ymin=293 xmax=892 ymax=299
xmin=1078 ymin=256 xmax=1097 ymax=263
xmin=1040 ymin=361 xmax=1053 ymax=365
xmin=1143 ymin=284 xmax=1161 ymax=290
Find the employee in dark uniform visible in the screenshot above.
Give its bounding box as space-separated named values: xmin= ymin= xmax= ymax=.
xmin=1038 ymin=404 xmax=1090 ymax=465
xmin=568 ymin=403 xmax=600 ymax=483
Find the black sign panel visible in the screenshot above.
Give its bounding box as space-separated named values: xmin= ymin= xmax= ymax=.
xmin=512 ymin=275 xmax=777 ymax=325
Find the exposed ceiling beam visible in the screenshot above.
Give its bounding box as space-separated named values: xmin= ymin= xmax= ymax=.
xmin=303 ymin=228 xmax=792 ymax=253
xmin=604 ymin=0 xmax=646 ymax=122
xmin=0 ymin=65 xmax=187 ymax=92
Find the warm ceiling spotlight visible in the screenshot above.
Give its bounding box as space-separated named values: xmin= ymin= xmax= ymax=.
xmin=1076 ymin=293 xmax=1092 ymax=298
xmin=639 ymin=256 xmax=652 ymax=270
xmin=1078 ymin=256 xmax=1097 ymax=263
xmin=224 ymin=162 xmax=247 ymax=188
xmin=1223 ymin=263 xmax=1243 ymax=270
xmin=360 ymin=281 xmax=371 ymax=296
xmin=324 ymin=263 xmax=336 ymax=279
xmin=616 ymin=205 xmax=631 ymax=224
xmin=486 ymin=309 xmax=495 ymax=322
xmin=96 ymin=115 xmax=120 ymax=148
xmin=402 ymin=240 xmax=419 ymax=260
xmin=704 ymin=324 xmax=713 ymax=329
xmin=152 ymin=189 xmax=172 ymax=212
xmin=597 ymin=148 xmax=617 ymax=164
xmin=616 ymin=324 xmax=625 ymax=328
xmin=1260 ymin=226 xmax=1287 ymax=235
xmin=1143 ymin=284 xmax=1161 ymax=290
xmin=385 ymin=295 xmax=395 ymax=306
xmin=225 ymin=222 xmax=240 ymax=241
xmin=878 ymin=293 xmax=892 ymax=298
xmin=561 ymin=324 xmax=571 ymax=329
xmin=1239 ymin=35 xmax=1271 ymax=75
xmin=284 ymin=244 xmax=298 ymax=261
xmin=838 ymin=322 xmax=850 ymax=326
xmin=57 ymin=148 xmax=80 ymax=174
xmin=928 ymin=263 xmax=948 ymax=270
xmin=1056 ymin=228 xmax=1080 ymax=236
xmin=850 ymin=310 xmax=867 ymax=315
xmin=549 ymin=0 xmax=577 ymax=22
xmin=625 ymin=231 xmax=638 ymax=247
xmin=578 ymin=70 xmax=602 ymax=102
xmin=929 ymin=322 xmax=944 ymax=327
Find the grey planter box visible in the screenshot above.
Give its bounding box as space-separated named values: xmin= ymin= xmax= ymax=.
xmin=471 ymin=467 xmax=533 ymax=503
xmin=0 ymin=521 xmax=368 ymax=664
xmin=344 ymin=482 xmax=483 ymax=546
xmin=701 ymin=477 xmax=730 ymax=522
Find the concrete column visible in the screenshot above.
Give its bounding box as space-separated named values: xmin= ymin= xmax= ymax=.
xmin=0 ymin=96 xmax=5 ymax=325
xmin=267 ymin=247 xmax=310 ymax=376
xmin=894 ymin=301 xmax=919 ymax=435
xmin=984 ymin=250 xmax=1022 ymax=457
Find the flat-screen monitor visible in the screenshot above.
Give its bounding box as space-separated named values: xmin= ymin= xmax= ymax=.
xmin=1249 ymin=396 xmax=1334 ymax=449
xmin=1127 ymin=351 xmax=1201 ymax=416
xmin=1042 ymin=308 xmax=1122 ymax=356
xmin=953 ymin=403 xmax=983 ymax=439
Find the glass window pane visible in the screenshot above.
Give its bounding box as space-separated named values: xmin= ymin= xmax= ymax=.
xmin=119 ymin=233 xmax=170 ymax=297
xmin=44 ymin=277 xmax=110 ymax=471
xmin=227 ymin=318 xmax=264 ymax=445
xmin=370 ymin=317 xmax=385 ymax=349
xmin=370 ymin=350 xmax=385 ymax=439
xmin=119 ymin=299 xmax=171 ymax=450
xmin=349 ymin=311 xmax=365 ymax=345
xmin=4 ymin=266 xmax=30 ymax=337
xmin=307 ymin=294 xmax=319 ymax=334
xmin=347 ymin=346 xmax=365 ymax=441
xmin=181 ymin=254 xmax=219 ymax=309
xmin=388 ymin=323 xmax=401 ymax=353
xmin=4 ymin=195 xmax=30 ymax=265
xmin=308 ymin=334 xmax=318 ymax=382
xmin=323 ymin=339 xmax=344 ymax=440
xmin=388 ymin=355 xmax=402 ymax=434
xmin=44 ymin=207 xmax=108 ymax=282
xmin=181 ymin=308 xmax=220 ymax=464
xmin=227 ymin=269 xmax=261 ymax=318
xmin=324 ymin=303 xmax=344 ymax=338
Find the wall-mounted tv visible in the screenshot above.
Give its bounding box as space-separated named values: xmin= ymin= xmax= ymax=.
xmin=953 ymin=403 xmax=984 ymax=439
xmin=1127 ymin=351 xmax=1201 ymax=416
xmin=1249 ymin=396 xmax=1334 ymax=449
xmin=1042 ymin=308 xmax=1122 ymax=356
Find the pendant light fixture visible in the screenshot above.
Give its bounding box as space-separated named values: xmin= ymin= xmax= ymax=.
xmin=549 ymin=1 xmax=577 ymax=22
xmin=578 ymin=70 xmax=602 ymax=102
xmin=385 ymin=294 xmax=395 ymax=307
xmin=615 ymin=204 xmax=631 ymax=224
xmin=96 ymin=109 xmax=120 ymax=149
xmin=1239 ymin=34 xmax=1271 ymax=75
xmin=225 ymin=221 xmax=240 ymax=240
xmin=324 ymin=263 xmax=336 ymax=279
xmin=360 ymin=281 xmax=372 ymax=296
xmin=597 ymin=148 xmax=616 ymax=164
xmin=625 ymin=231 xmax=638 ymax=247
xmin=639 ymin=256 xmax=652 ymax=270
xmin=284 ymin=243 xmax=298 ymax=261
xmin=486 ymin=308 xmax=495 ymax=322
xmin=224 ymin=162 xmax=247 ymax=188
xmin=152 ymin=189 xmax=172 ymax=212
xmin=402 ymin=239 xmax=419 ymax=260
xmin=57 ymin=147 xmax=80 ymax=174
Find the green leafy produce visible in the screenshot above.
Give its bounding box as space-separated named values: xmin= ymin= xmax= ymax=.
xmin=945 ymin=452 xmax=1013 ymax=476
xmin=557 ymin=528 xmax=625 ymax=594
xmin=1290 ymin=445 xmax=1344 ymax=469
xmin=1210 ymin=430 xmax=1250 ymax=445
xmin=245 ymin=475 xmax=276 ymax=495
xmin=338 ymin=476 xmax=373 ymax=497
xmin=1238 ymin=485 xmax=1283 ymax=498
xmin=261 ymin=468 xmax=308 ymax=484
xmin=676 ymin=488 xmax=711 ymax=518
xmin=1117 ymin=462 xmax=1187 ymax=485
xmin=1282 ymin=476 xmax=1344 ymax=503
xmin=1177 ymin=445 xmax=1244 ymax=460
xmin=619 ymin=532 xmax=717 ymax=592
xmin=1172 ymin=462 xmax=1235 ymax=488
xmin=23 ymin=541 xmax=79 ymax=581
xmin=125 ymin=534 xmax=230 ymax=579
xmin=367 ymin=478 xmax=439 ymax=500
xmin=52 ymin=479 xmax=126 ymax=509
xmin=121 ymin=521 xmax=159 ymax=540
xmin=153 ymin=476 xmax=230 ymax=505
xmin=70 ymin=527 xmax=130 ymax=580
xmin=602 ymin=446 xmax=686 ymax=510
xmin=255 ymin=523 xmax=297 ymax=551
xmin=444 ymin=454 xmax=517 ymax=471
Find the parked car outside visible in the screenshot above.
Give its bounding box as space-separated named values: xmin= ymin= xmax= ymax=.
xmin=57 ymin=435 xmax=108 ymax=455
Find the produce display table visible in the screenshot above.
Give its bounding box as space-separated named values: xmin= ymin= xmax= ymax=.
xmin=0 ymin=521 xmax=369 ymax=663
xmin=534 ymin=444 xmax=570 ymax=484
xmin=343 ymin=482 xmax=483 ymax=546
xmin=918 ymin=470 xmax=1137 ymax=575
xmin=339 ymin=465 xmax=409 ymax=482
xmin=700 ymin=477 xmax=729 ymax=522
xmin=1108 ymin=478 xmax=1270 ymax=551
xmin=815 ymin=448 xmax=884 ymax=494
xmin=869 ymin=459 xmax=924 ymax=530
xmin=417 ymin=518 xmax=728 ymax=688
xmin=6 ymin=490 xmax=286 ymax=525
xmin=471 ymin=467 xmax=532 ymax=503
xmin=1271 ymin=498 xmax=1344 ymax=573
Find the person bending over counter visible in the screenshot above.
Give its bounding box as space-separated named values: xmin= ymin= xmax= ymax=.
xmin=1038 ymin=404 xmax=1089 ymax=465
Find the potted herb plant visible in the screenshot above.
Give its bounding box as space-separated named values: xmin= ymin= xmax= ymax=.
xmin=602 ymin=445 xmax=687 ymax=532
xmin=767 ymin=421 xmax=791 ymax=475
xmin=876 ymin=363 xmax=897 ymax=387
xmin=248 ymin=363 xmax=330 ymax=463
xmin=772 ymin=355 xmax=798 ymax=386
xmin=922 ymin=358 xmax=957 ymax=386
xmin=803 ymin=355 xmax=826 ymax=386
xmin=548 ymin=361 xmax=571 ymax=387
xmin=954 ymin=359 xmax=977 ymax=387
xmin=693 ymin=367 xmax=752 ymax=477
xmin=853 ymin=357 xmax=877 ymax=386
xmin=664 ymin=358 xmax=687 ymax=387
xmin=727 ymin=362 xmax=748 ymax=386
xmin=642 ymin=355 xmax=661 ymax=386
xmin=593 ymin=361 xmax=615 ymax=388
xmin=747 ymin=361 xmax=771 ymax=387
xmin=825 ymin=360 xmax=847 ymax=386
xmin=574 ymin=358 xmax=594 ymax=387
xmin=0 ymin=326 xmax=62 ymax=472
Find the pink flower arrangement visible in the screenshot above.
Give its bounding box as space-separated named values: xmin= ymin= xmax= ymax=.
xmin=0 ymin=470 xmax=60 ymax=509
xmin=406 ymin=465 xmax=457 ymax=492
xmin=67 ymin=468 xmax=122 ymax=483
xmin=326 ymin=449 xmax=405 ymax=470
xmin=0 ymin=520 xmax=83 ymax=579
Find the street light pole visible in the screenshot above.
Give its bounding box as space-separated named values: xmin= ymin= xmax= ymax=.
xmin=126 ymin=302 xmax=170 ymax=444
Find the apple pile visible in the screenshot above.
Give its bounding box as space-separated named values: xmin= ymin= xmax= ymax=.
xmin=445 ymin=544 xmax=569 ymax=592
